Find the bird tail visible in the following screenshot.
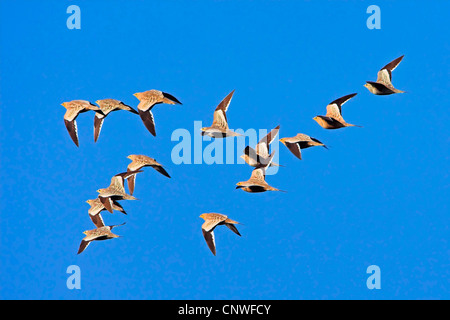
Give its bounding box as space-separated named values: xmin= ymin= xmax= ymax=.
xmin=270 ymin=161 xmax=285 ymax=167
xmin=347 ymin=123 xmax=363 ymax=128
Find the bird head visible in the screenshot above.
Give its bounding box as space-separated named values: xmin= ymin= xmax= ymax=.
xmin=199 ymin=213 xmax=207 ymax=220
xmin=133 ymin=92 xmax=141 ymax=100
xmin=279 ymin=138 xmax=286 ymax=146
xmin=86 ymin=200 xmax=93 ymax=205
xmin=97 ymin=188 xmax=105 ymax=194
xmin=61 ymin=102 xmax=67 ymax=108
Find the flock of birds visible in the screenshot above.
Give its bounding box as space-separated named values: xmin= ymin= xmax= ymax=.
xmin=62 ymin=55 xmax=405 ymax=256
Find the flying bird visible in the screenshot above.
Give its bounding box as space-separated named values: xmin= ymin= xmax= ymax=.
xmin=133 ymin=90 xmax=182 ymax=136
xmin=126 ymin=154 xmax=170 ymax=195
xmin=199 ymin=213 xmax=241 ymax=256
xmin=280 ymin=133 xmax=327 ymax=160
xmin=241 ymin=125 xmax=282 ymax=167
xmin=236 ymin=152 xmax=284 ymax=193
xmin=94 ymin=99 xmax=138 ymax=142
xmin=77 ymin=223 xmax=125 ymax=255
xmin=364 ymin=55 xmax=405 ymax=95
xmin=201 ymin=90 xmax=244 ymax=138
xmin=86 ymin=198 xmax=127 ymax=228
xmin=62 ymin=100 xmax=104 ymax=147
xmin=96 ymin=171 xmax=142 ymax=213
xmin=313 ymin=93 xmax=361 ymax=129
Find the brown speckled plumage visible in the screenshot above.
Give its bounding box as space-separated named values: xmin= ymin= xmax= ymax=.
xmin=365 ymin=55 xmax=405 ymax=95
xmin=201 ymin=90 xmax=244 ymax=138
xmin=93 ymin=99 xmax=138 ymax=142
xmin=97 ymin=171 xmax=142 ymax=213
xmin=280 ymin=133 xmax=327 ymax=160
xmin=133 ymin=90 xmax=182 ymax=136
xmin=241 ymin=125 xmax=281 ymax=167
xmin=62 ymin=100 xmax=104 ymax=147
xmin=126 ymin=155 xmax=170 ymax=195
xmin=236 ymin=152 xmax=284 ymax=193
xmin=313 ymin=93 xmax=361 ymax=129
xmin=77 ymin=223 xmax=125 ymax=254
xmin=199 ymin=213 xmax=241 ymax=256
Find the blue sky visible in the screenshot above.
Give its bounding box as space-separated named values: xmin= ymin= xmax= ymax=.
xmin=0 ymin=0 xmax=449 ymax=300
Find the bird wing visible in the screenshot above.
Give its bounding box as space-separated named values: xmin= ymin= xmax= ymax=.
xmin=77 ymin=240 xmax=91 ymax=254
xmin=110 ymin=176 xmax=126 ymax=193
xmin=112 ymin=170 xmax=142 ymax=190
xmin=137 ymin=99 xmax=153 ymax=112
xmin=99 ymin=196 xmax=114 ymax=213
xmin=202 ymin=229 xmax=216 ymax=255
xmin=212 ymin=109 xmax=228 ymax=130
xmin=64 ymin=119 xmax=79 ymax=147
xmin=118 ymin=102 xmax=139 ymax=114
xmin=202 ymin=215 xmax=226 ymax=232
xmin=162 ymin=92 xmax=182 ymax=105
xmin=87 ymin=201 xmax=102 ymax=216
xmin=284 ymin=141 xmax=302 ymax=160
xmin=256 ymin=125 xmax=280 ymax=158
xmin=89 ymin=213 xmax=105 ymax=228
xmin=126 ymin=174 xmax=136 ymax=196
xmin=225 ymin=223 xmax=241 ymax=236
xmin=377 ymin=55 xmax=404 ymax=87
xmin=215 ymin=90 xmax=235 ymax=113
xmin=151 ymin=165 xmax=171 ymax=178
xmin=138 ymin=109 xmax=156 ymax=136
xmin=326 ymin=93 xmax=357 ymax=120
xmin=112 ymin=200 xmax=127 ymax=214
xmin=94 ymin=113 xmax=105 ymax=143
xmin=249 ymin=167 xmax=266 ymax=182
xmin=249 ymin=150 xmax=275 ymax=180
xmin=64 ymin=107 xmax=80 ymax=122
xmin=243 ymin=146 xmax=259 ymax=166
xmin=117 ymin=170 xmax=143 ymax=195
xmin=211 ymin=90 xmax=234 ymax=129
